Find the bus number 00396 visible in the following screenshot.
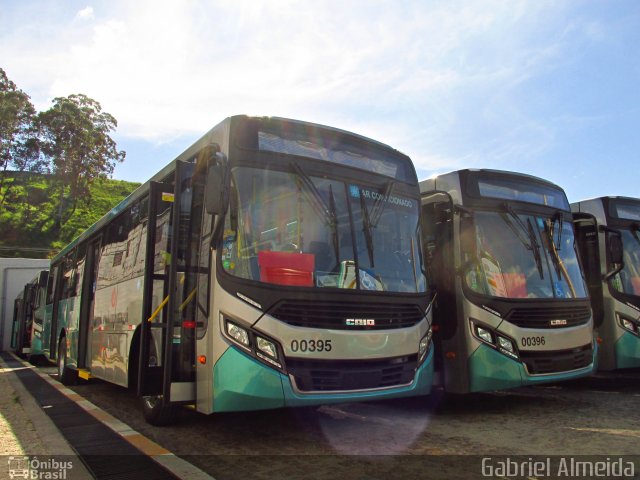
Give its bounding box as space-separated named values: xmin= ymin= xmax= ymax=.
xmin=521 ymin=336 xmax=545 ymax=347
xmin=290 ymin=339 xmax=332 ymax=353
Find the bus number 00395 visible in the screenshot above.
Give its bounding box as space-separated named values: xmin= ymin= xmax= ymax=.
xmin=521 ymin=336 xmax=545 ymax=347
xmin=290 ymin=339 xmax=333 ymax=353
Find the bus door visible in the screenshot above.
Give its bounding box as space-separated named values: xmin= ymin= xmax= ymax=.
xmin=77 ymin=238 xmax=101 ymax=369
xmin=421 ymin=194 xmax=456 ymax=369
xmin=139 ymin=160 xmax=199 ymax=405
xmin=573 ymin=214 xmax=604 ymax=329
xmin=47 ymin=265 xmax=62 ymax=359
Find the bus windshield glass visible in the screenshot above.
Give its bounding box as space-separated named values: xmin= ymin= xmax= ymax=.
xmin=474 ymin=176 xmax=570 ymax=210
xmin=611 ymin=229 xmax=640 ymax=297
xmin=221 ymin=166 xmax=427 ymax=293
xmin=462 ymin=210 xmax=587 ymax=299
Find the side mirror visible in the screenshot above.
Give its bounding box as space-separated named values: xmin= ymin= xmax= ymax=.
xmin=204 ymin=164 xmax=225 ymax=215
xmin=609 ymin=233 xmax=624 ymax=265
xmin=603 ymin=232 xmax=624 ymax=281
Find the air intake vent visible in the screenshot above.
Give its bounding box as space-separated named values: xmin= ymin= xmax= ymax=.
xmin=520 ymin=344 xmax=593 ymax=375
xmin=506 ymin=305 xmax=591 ymax=329
xmin=269 ymin=301 xmax=424 ymax=329
xmin=287 ymin=356 xmax=418 ymax=392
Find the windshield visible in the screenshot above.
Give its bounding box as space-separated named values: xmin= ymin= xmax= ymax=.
xmin=611 ymin=228 xmax=640 ymax=297
xmin=221 ymin=166 xmax=427 ymax=293
xmin=462 ymin=210 xmax=587 ymax=299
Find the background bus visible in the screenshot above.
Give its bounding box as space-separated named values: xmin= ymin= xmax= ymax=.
xmin=42 ymin=115 xmax=434 ymax=424
xmin=572 ymin=196 xmax=640 ymax=370
xmin=10 ymin=270 xmax=47 ymax=360
xmin=420 ymin=169 xmax=596 ymax=393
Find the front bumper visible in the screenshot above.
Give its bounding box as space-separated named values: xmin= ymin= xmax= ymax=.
xmin=212 ymin=346 xmax=434 ymax=412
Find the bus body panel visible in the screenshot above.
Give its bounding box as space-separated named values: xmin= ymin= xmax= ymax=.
xmin=468 ymin=342 xmax=597 ymax=393
xmin=42 ymin=115 xmax=434 ymax=420
xmin=422 ymin=169 xmax=596 ymax=393
xmin=572 ymin=196 xmax=640 ymax=370
xmin=211 ymin=344 xmax=434 ymax=412
xmin=615 ymin=331 xmax=640 ymax=368
xmin=254 ymin=315 xmax=430 ymax=360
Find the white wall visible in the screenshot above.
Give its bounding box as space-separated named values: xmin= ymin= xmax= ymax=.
xmin=0 ymin=258 xmax=50 ymax=351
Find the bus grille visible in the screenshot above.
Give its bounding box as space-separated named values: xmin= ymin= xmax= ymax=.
xmin=269 ymin=301 xmax=424 ymax=330
xmin=287 ymin=355 xmax=418 ymax=392
xmin=506 ymin=305 xmax=591 ymax=329
xmin=520 ymin=344 xmax=593 ymax=375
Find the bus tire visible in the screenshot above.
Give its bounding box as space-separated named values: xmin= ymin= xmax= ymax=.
xmin=28 ymin=354 xmax=46 ymax=366
xmin=141 ymin=395 xmax=178 ymax=426
xmin=57 ymin=338 xmax=77 ymax=386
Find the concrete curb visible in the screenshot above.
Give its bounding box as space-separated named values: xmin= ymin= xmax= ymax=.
xmin=5 ymin=353 xmax=214 ymax=480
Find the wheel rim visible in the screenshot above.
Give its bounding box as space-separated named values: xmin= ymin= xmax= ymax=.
xmin=144 ymin=396 xmax=160 ymax=409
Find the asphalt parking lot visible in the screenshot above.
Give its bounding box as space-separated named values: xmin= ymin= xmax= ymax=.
xmin=32 ymin=365 xmax=640 ymax=479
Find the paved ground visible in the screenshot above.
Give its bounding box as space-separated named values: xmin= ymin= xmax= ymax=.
xmin=2 ymin=355 xmax=640 ymax=479
xmin=0 ymin=356 xmax=92 ymax=479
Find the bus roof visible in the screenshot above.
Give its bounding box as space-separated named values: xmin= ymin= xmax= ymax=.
xmin=51 ymin=115 xmax=413 ymax=264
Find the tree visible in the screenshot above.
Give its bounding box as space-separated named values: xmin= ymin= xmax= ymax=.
xmin=39 ymin=94 xmax=125 ymax=227
xmin=0 ymin=68 xmax=43 ymax=213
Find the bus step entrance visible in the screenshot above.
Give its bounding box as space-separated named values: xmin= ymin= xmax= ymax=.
xmin=138 ymin=162 xmax=197 ymax=403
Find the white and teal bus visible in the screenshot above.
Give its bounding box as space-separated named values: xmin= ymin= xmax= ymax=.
xmin=41 ymin=115 xmax=434 ymax=424
xmin=11 ymin=270 xmax=48 ymax=359
xmin=420 ymin=169 xmax=596 ymax=393
xmin=572 ymin=196 xmax=640 ymax=370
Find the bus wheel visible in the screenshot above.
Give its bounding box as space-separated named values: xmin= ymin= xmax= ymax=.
xmin=57 ymin=338 xmax=77 ymax=386
xmin=141 ymin=395 xmax=177 ymax=426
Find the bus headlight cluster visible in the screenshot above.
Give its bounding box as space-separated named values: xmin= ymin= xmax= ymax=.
xmin=418 ymin=327 xmax=433 ymax=363
xmin=618 ymin=314 xmax=640 ymax=336
xmin=225 ymin=319 xmax=284 ymax=370
xmin=471 ymin=320 xmax=519 ymax=360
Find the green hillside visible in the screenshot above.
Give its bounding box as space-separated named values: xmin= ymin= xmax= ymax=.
xmin=0 ymin=172 xmax=140 ymax=258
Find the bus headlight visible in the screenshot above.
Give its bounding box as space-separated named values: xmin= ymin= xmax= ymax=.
xmin=224 ymin=317 xmax=285 ymax=371
xmin=475 ymin=325 xmax=493 ymax=344
xmin=226 ymin=321 xmax=250 ymax=347
xmin=620 ymin=317 xmax=637 ymax=333
xmin=471 ymin=320 xmax=519 ymax=360
xmin=256 ymin=336 xmax=278 ymax=360
xmin=497 ymin=335 xmax=518 ymax=359
xmin=419 ymin=327 xmax=433 ymax=362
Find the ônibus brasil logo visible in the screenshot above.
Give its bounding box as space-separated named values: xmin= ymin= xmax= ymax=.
xmin=8 ymin=456 xmax=73 ymax=480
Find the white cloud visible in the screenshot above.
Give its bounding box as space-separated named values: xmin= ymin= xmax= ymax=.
xmin=0 ymin=0 xmax=611 ymax=177
xmin=75 ymin=6 xmax=95 ymax=21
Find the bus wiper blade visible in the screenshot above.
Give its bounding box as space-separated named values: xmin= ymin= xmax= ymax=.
xmin=360 ymin=189 xmax=375 ymax=267
xmin=328 ymin=184 xmax=340 ymax=265
xmin=370 ymin=180 xmax=395 ymax=228
xmin=291 ymin=162 xmax=339 ymax=255
xmin=545 ymin=211 xmax=564 ymax=278
xmin=527 ymin=217 xmax=545 ymax=280
xmin=501 ymin=203 xmax=544 ymax=280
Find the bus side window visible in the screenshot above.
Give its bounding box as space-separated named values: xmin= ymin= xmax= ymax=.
xmin=46 ymin=265 xmax=59 ymax=305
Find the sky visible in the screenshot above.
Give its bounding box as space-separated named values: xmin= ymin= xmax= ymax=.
xmin=1 ymin=0 xmax=639 ymax=203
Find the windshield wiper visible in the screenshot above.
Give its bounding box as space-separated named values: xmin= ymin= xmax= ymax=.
xmin=358 ymin=181 xmax=397 ymax=268
xmin=370 ymin=180 xmax=395 ymax=228
xmin=501 ymin=203 xmax=544 ymax=279
xmin=359 ymin=189 xmax=375 ymax=267
xmin=527 ymin=217 xmax=545 ymax=280
xmin=545 ymin=211 xmax=566 ymax=279
xmin=291 ymin=162 xmax=339 ymax=263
